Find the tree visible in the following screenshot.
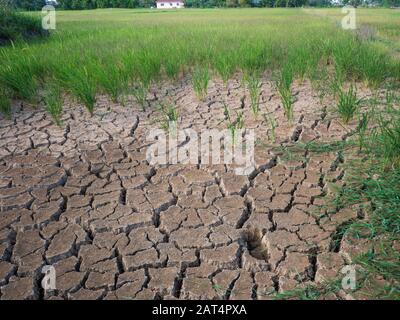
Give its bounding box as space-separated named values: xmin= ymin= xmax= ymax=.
xmin=226 ymin=0 xmax=238 ymax=6
xmin=261 ymin=0 xmax=274 ymax=6
xmin=15 ymin=0 xmax=46 ymax=10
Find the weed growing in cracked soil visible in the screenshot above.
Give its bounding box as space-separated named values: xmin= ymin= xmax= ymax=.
xmin=263 ymin=113 xmax=277 ymax=143
xmin=131 ymin=82 xmax=149 ymax=111
xmin=337 ymin=84 xmax=362 ymax=124
xmin=192 ymin=65 xmax=209 ymax=101
xmin=223 ymin=103 xmax=244 ymax=144
xmin=275 ymin=66 xmax=294 ymax=123
xmin=356 ymin=111 xmax=371 ymax=152
xmin=246 ymin=73 xmax=261 ymax=117
xmin=158 ymin=100 xmax=179 ymax=132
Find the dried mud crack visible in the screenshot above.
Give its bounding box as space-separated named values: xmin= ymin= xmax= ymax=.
xmin=0 ymin=77 xmax=370 ymax=300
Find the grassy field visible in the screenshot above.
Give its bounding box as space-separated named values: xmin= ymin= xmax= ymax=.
xmin=0 ymin=8 xmax=399 ymax=114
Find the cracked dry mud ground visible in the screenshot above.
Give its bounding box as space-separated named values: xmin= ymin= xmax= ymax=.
xmin=0 ymin=76 xmax=369 ymax=300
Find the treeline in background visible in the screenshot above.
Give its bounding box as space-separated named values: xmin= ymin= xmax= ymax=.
xmin=10 ymin=0 xmax=400 ymax=10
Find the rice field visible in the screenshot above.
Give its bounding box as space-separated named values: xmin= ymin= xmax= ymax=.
xmin=0 ymin=8 xmax=399 ymax=113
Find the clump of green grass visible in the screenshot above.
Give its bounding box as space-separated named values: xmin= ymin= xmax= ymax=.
xmin=158 ymin=100 xmax=179 ymax=132
xmin=131 ymin=82 xmax=149 ymax=111
xmin=309 ymin=65 xmax=330 ymax=106
xmin=123 ymin=50 xmax=160 ymax=110
xmin=97 ymin=62 xmax=128 ymax=103
xmin=0 ymin=87 xmax=11 ymax=118
xmin=223 ymin=103 xmax=244 ymax=143
xmin=275 ymin=66 xmax=294 ymax=122
xmin=165 ymin=56 xmax=181 ymax=81
xmin=59 ymin=64 xmax=97 ymax=115
xmin=337 ymin=85 xmax=361 ymax=124
xmin=135 ymin=51 xmax=161 ymax=89
xmin=246 ymin=72 xmax=261 ymax=117
xmin=375 ymin=115 xmax=400 ymax=168
xmin=43 ymin=83 xmax=63 ymax=126
xmin=263 ymin=113 xmax=277 ymax=143
xmin=356 ymin=111 xmax=371 ymax=152
xmin=274 ymin=279 xmax=343 ymax=300
xmin=0 ymin=55 xmax=39 ymax=102
xmin=215 ymin=54 xmax=235 ymax=86
xmin=192 ymin=65 xmax=209 ymax=101
xmin=357 ymin=45 xmax=388 ymax=89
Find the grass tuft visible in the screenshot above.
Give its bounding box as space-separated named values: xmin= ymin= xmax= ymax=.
xmin=337 ymin=84 xmax=361 ymax=124
xmin=43 ymin=83 xmax=63 ymax=127
xmin=192 ymin=65 xmax=209 ymax=101
xmin=275 ymin=66 xmax=294 ymax=122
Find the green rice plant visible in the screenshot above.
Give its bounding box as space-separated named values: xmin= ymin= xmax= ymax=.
xmin=43 ymin=83 xmax=63 ymax=126
xmin=131 ymin=82 xmax=149 ymax=111
xmin=165 ymin=56 xmax=181 ymax=81
xmin=385 ymin=89 xmax=400 ymax=109
xmin=59 ymin=64 xmax=96 ymax=115
xmin=309 ymin=64 xmax=330 ymax=106
xmin=375 ymin=116 xmax=400 ymax=168
xmin=0 ymin=55 xmax=39 ymax=102
xmin=275 ymin=66 xmax=294 ymax=122
xmin=223 ymin=103 xmax=244 ymax=144
xmin=263 ymin=113 xmax=277 ymax=143
xmin=291 ymin=45 xmax=310 ymax=82
xmin=158 ymin=100 xmax=179 ymax=132
xmin=97 ymin=62 xmax=128 ymax=103
xmin=0 ymin=88 xmax=11 ymax=118
xmin=337 ymin=85 xmax=362 ymax=124
xmin=356 ymin=45 xmax=388 ymax=89
xmin=192 ymin=65 xmax=209 ymax=101
xmin=356 ymin=111 xmax=370 ymax=152
xmin=215 ymin=54 xmax=235 ymax=86
xmin=134 ymin=50 xmax=161 ymax=89
xmin=246 ymin=73 xmax=261 ymax=117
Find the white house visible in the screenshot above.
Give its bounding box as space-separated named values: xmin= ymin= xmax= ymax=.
xmin=156 ymin=0 xmax=184 ymax=9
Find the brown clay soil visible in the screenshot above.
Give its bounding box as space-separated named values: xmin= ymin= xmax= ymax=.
xmin=0 ymin=76 xmax=375 ymax=300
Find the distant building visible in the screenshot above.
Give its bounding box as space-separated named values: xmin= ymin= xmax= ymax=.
xmin=156 ymin=0 xmax=184 ymax=9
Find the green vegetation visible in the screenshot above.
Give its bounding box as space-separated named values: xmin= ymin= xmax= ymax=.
xmin=0 ymin=4 xmax=47 ymax=45
xmin=275 ymin=90 xmax=400 ymax=299
xmin=44 ymin=83 xmax=63 ymax=126
xmin=14 ymin=0 xmax=400 ymax=11
xmin=246 ymin=73 xmax=261 ymax=117
xmin=275 ymin=66 xmax=294 ymax=122
xmin=224 ymin=102 xmax=244 ymax=143
xmin=192 ymin=65 xmax=209 ymax=101
xmin=158 ymin=100 xmax=179 ymax=131
xmin=337 ymin=85 xmax=362 ymax=124
xmin=263 ymin=113 xmax=277 ymax=143
xmin=0 ymin=6 xmax=399 ymax=300
xmin=1 ymin=9 xmax=400 ymax=117
xmin=0 ymin=88 xmax=11 ymax=118
xmin=356 ymin=111 xmax=370 ymax=151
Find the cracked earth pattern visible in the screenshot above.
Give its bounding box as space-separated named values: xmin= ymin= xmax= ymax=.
xmin=0 ymin=77 xmax=370 ymax=300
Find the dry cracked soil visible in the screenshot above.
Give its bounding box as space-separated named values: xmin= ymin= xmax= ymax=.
xmin=0 ymin=76 xmax=372 ymax=300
